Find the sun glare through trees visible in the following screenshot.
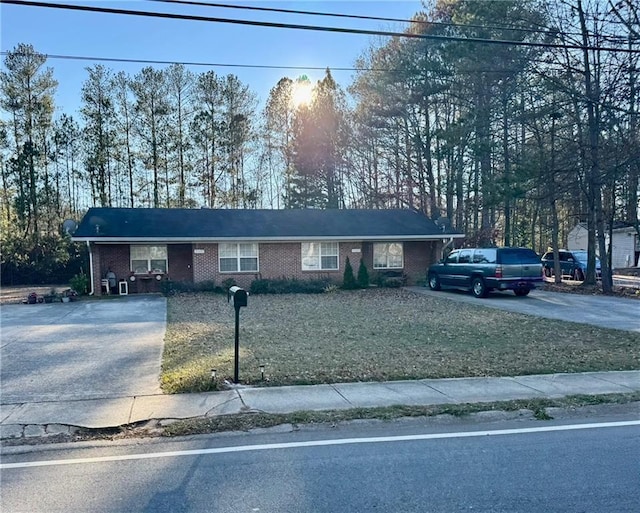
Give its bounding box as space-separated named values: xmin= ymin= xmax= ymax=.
xmin=291 ymin=75 xmax=313 ymax=108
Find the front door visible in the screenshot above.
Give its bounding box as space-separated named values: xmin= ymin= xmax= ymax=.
xmin=168 ymin=244 xmax=194 ymax=283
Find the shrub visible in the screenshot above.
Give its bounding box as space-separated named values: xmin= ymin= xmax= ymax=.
xmin=381 ymin=277 xmax=405 ymax=288
xmin=357 ymin=258 xmax=370 ymax=289
xmin=250 ymin=277 xmax=331 ymax=294
xmin=221 ymin=278 xmax=237 ymax=290
xmin=343 ymin=257 xmax=357 ymax=290
xmin=160 ymin=279 xmax=175 ymax=296
xmin=161 ymin=280 xmax=217 ymax=296
xmin=69 ymin=273 xmax=89 ymax=295
xmin=193 ymin=280 xmax=217 ymax=292
xmin=373 ymin=271 xmax=406 ymax=288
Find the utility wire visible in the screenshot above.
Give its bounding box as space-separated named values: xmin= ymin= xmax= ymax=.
xmin=2 ymin=0 xmax=639 ymax=54
xmin=0 ymin=50 xmax=591 ymax=77
xmin=0 ymin=52 xmax=361 ymax=72
xmin=147 ymin=0 xmax=566 ymax=38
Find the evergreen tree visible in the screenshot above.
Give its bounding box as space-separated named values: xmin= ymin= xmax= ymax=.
xmin=357 ymin=258 xmax=370 ymax=289
xmin=288 ymin=69 xmax=349 ymax=208
xmin=342 ymin=256 xmax=357 ymax=289
xmin=81 ymin=64 xmax=116 ymax=207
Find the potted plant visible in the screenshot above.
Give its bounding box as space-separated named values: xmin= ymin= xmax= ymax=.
xmin=61 ymin=289 xmax=78 ymax=303
xmin=43 ymin=288 xmax=58 ymax=303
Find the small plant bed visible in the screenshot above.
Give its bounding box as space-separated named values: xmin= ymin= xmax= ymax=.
xmin=161 ymin=288 xmax=640 ymax=393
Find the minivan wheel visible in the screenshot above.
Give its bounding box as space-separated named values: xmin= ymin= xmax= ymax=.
xmin=514 ymin=288 xmax=530 ymax=297
xmin=574 ymin=269 xmax=585 ymax=281
xmin=428 ymin=273 xmax=441 ymax=291
xmin=471 ymin=277 xmax=487 ymax=298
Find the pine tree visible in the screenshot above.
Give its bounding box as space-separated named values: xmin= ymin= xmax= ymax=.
xmin=342 ymin=256 xmax=357 ymax=290
xmin=357 ymin=258 xmax=370 ymax=289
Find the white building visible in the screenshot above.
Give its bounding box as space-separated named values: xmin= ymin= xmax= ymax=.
xmin=567 ymin=222 xmax=639 ymax=269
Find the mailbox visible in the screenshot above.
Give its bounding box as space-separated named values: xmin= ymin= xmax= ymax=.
xmin=228 ymin=286 xmax=248 ymax=384
xmin=228 ymin=286 xmax=248 ymax=308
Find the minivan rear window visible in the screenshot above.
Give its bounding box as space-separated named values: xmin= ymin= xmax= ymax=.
xmin=501 ymin=249 xmax=540 ymax=265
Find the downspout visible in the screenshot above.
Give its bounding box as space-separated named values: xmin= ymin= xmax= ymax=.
xmin=87 ymin=241 xmax=95 ymax=295
xmin=441 ymin=236 xmax=455 ymax=258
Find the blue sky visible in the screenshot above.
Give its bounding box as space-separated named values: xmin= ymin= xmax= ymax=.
xmin=1 ymin=1 xmax=424 ymax=116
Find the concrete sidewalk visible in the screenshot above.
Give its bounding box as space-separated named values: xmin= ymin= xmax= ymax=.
xmin=1 ymin=370 xmax=638 ymax=440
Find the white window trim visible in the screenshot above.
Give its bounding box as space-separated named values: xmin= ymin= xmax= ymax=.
xmin=373 ymin=242 xmax=404 ymax=269
xmin=301 ymin=242 xmax=339 ymax=271
xmin=130 ymin=245 xmax=168 ymax=274
xmin=219 ymin=243 xmax=259 ymax=273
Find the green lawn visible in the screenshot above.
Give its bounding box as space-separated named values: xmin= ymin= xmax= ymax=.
xmin=161 ymin=288 xmax=640 ymax=393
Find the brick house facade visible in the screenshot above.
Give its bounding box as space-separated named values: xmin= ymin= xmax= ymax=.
xmin=74 ymin=208 xmax=463 ymax=295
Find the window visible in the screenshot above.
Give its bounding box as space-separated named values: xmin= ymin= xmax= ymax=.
xmin=445 ymin=251 xmax=458 ymax=264
xmin=473 ymin=249 xmax=496 ymax=264
xmin=302 ymin=242 xmax=338 ymax=270
xmin=373 ymin=243 xmax=404 ymax=269
xmin=458 ymin=250 xmax=472 ymax=263
xmin=219 ymin=243 xmax=258 ymax=273
xmin=130 ymin=245 xmax=167 ymax=274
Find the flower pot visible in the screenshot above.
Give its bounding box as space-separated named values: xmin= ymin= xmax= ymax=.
xmin=61 ymin=297 xmax=70 ymax=303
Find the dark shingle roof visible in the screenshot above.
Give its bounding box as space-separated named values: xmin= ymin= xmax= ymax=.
xmin=72 ymin=208 xmax=462 ymax=241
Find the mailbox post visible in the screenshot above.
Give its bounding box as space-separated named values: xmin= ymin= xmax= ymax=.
xmin=228 ymin=286 xmax=248 ymax=383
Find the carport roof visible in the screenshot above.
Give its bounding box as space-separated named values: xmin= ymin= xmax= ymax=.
xmin=72 ymin=208 xmax=464 ymax=242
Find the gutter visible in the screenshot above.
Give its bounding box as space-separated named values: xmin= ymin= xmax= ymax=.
xmin=72 ymin=233 xmax=467 ymax=244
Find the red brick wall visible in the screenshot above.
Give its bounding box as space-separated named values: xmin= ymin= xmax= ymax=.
xmin=193 ymin=243 xmax=218 ymax=283
xmin=361 ymin=240 xmax=440 ymax=285
xmin=93 ymin=239 xmax=444 ymax=293
xmin=191 ymin=242 xmax=363 ymax=289
xmin=93 ymin=244 xmax=195 ymax=295
xmin=93 ymin=245 xmax=130 ymax=295
xmin=404 ymin=241 xmax=438 ymax=284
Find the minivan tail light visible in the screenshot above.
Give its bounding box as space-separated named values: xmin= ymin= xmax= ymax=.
xmin=495 ymin=266 xmax=503 ymax=278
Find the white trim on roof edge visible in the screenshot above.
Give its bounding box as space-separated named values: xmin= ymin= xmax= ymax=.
xmin=74 ymin=234 xmax=466 ymax=243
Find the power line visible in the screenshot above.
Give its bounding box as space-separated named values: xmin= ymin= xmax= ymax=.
xmin=0 ymin=50 xmax=582 ymax=77
xmin=3 ymin=0 xmax=639 ymax=54
xmin=147 ymin=0 xmax=565 ymax=38
xmin=0 ymin=51 xmax=360 ymax=72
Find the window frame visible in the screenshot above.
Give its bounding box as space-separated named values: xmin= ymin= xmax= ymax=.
xmin=301 ymin=242 xmax=339 ymax=271
xmin=373 ymin=242 xmax=404 ymax=270
xmin=218 ymin=243 xmax=259 ymax=273
xmin=130 ymin=245 xmax=168 ymax=274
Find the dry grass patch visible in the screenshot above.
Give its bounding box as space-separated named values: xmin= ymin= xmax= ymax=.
xmin=161 ymin=288 xmax=639 ymax=393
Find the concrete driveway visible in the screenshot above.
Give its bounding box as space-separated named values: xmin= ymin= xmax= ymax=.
xmin=0 ymin=296 xmax=166 ymax=404
xmin=408 ymin=287 xmax=640 ymax=333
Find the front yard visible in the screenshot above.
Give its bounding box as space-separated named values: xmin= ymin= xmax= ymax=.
xmin=161 ymin=288 xmax=640 ymax=393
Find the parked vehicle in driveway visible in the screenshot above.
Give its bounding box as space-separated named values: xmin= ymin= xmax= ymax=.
xmin=540 ymin=250 xmax=601 ymax=281
xmin=427 ymin=247 xmax=543 ymax=298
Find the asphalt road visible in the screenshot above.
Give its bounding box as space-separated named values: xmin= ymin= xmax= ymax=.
xmin=0 ymin=296 xmax=166 ymax=403
xmin=1 ymin=413 xmax=638 ymax=513
xmin=408 ymin=287 xmax=640 ymax=332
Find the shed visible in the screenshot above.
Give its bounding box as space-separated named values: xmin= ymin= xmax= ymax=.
xmin=567 ymin=222 xmax=639 ymax=269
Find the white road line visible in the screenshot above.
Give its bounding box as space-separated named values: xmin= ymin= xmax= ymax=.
xmin=2 ymin=420 xmax=639 ymax=470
